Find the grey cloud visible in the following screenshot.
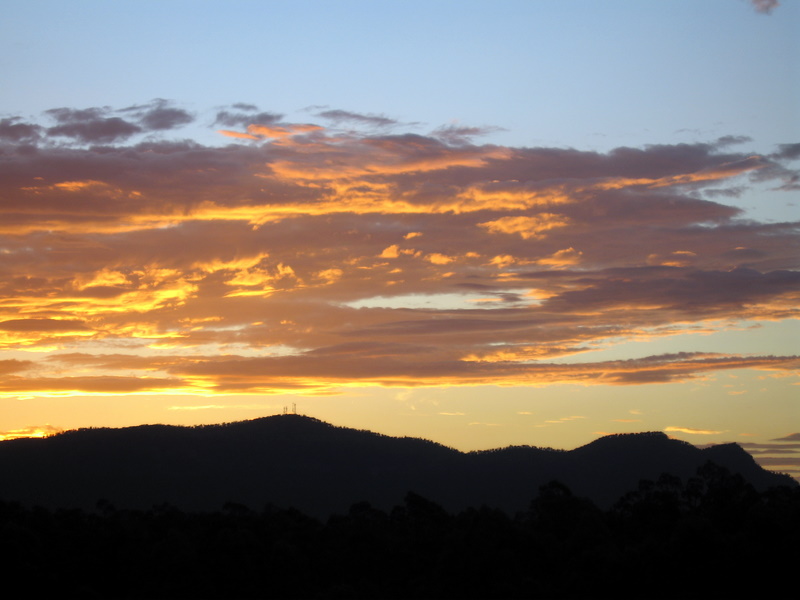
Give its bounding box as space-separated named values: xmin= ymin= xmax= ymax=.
xmin=42 ymin=101 xmax=194 ymax=144
xmin=610 ymin=143 xmax=763 ymax=180
xmin=432 ymin=142 xmax=766 ymax=190
xmin=431 ymin=124 xmax=505 ymax=144
xmin=702 ymin=186 xmax=746 ymax=198
xmin=47 ymin=118 xmax=142 ymax=144
xmin=749 ymin=161 xmax=800 ymax=191
xmin=713 ymin=135 xmax=752 ymax=148
xmin=771 ymin=143 xmax=800 ymax=161
xmin=0 ymin=117 xmax=42 ymax=142
xmin=721 ymin=246 xmax=767 ymax=261
xmin=541 ymin=267 xmax=800 ymax=316
xmin=560 ymin=189 xmax=741 ymax=225
xmin=119 ymin=99 xmax=194 ymax=130
xmin=46 ymin=107 xmax=108 ymax=123
xmin=45 ymin=106 xmax=142 ymax=144
xmin=139 ymin=106 xmax=193 ymax=130
xmin=316 ymin=109 xmax=397 ymax=128
xmin=739 ymin=445 xmax=800 ymax=454
xmin=213 ymin=105 xmax=283 ymax=128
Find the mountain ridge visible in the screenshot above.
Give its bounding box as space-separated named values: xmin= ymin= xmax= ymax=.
xmin=0 ymin=414 xmax=793 ymax=517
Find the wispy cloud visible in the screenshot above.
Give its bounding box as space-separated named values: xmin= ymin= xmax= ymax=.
xmin=664 ymin=426 xmax=724 ymax=435
xmin=315 ymin=109 xmax=398 ymax=129
xmin=750 ymin=0 xmax=779 ymax=15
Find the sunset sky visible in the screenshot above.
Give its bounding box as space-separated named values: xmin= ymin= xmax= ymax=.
xmin=1 ymin=0 xmax=798 ymax=479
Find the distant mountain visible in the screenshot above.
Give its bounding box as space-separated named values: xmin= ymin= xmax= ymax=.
xmin=0 ymin=415 xmax=793 ymax=517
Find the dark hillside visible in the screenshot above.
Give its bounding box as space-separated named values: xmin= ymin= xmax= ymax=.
xmin=0 ymin=415 xmax=793 ymax=516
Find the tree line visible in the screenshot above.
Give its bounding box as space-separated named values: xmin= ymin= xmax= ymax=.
xmin=1 ymin=460 xmax=796 ymax=598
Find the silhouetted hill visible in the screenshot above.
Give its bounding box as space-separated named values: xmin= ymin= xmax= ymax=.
xmin=0 ymin=415 xmax=793 ymax=516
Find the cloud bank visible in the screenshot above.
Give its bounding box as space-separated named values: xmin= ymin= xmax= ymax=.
xmin=0 ymin=102 xmax=798 ymax=397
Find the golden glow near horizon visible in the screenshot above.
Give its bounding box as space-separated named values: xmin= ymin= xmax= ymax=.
xmin=0 ymin=104 xmax=798 ymax=479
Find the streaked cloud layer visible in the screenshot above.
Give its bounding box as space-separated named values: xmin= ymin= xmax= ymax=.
xmin=1 ymin=103 xmax=798 ymax=399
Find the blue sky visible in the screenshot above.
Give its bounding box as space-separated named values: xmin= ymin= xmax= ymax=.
xmin=1 ymin=0 xmax=798 ymax=478
xmin=4 ymin=0 xmax=796 ymax=151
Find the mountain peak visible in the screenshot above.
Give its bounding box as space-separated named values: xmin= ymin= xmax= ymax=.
xmin=0 ymin=416 xmax=792 ymax=516
xmin=575 ymin=430 xmax=679 ymax=453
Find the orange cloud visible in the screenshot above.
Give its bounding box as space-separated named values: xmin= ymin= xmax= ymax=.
xmin=218 ymin=129 xmax=260 ymax=140
xmin=0 ymin=350 xmax=789 ymax=398
xmin=536 ymin=248 xmax=583 ymax=267
xmin=0 ymin=103 xmax=797 ymax=403
xmin=426 ymin=253 xmax=455 ymax=265
xmin=478 ymin=214 xmax=571 ymax=239
xmin=0 ymin=424 xmax=63 ymax=440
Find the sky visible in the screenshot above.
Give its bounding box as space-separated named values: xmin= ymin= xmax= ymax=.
xmin=1 ymin=0 xmax=798 ymax=480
